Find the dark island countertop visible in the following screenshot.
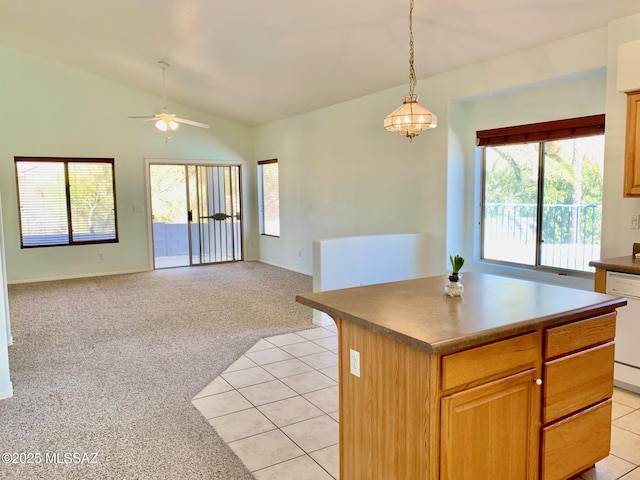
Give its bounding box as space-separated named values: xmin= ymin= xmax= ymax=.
xmin=296 ymin=272 xmax=626 ymax=355
xmin=589 ymin=255 xmax=640 ymax=275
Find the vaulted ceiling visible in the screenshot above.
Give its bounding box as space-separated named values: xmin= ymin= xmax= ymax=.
xmin=2 ymin=0 xmax=640 ymax=126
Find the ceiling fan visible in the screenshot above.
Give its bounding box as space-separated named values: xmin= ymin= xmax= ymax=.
xmin=129 ymin=61 xmax=210 ymax=143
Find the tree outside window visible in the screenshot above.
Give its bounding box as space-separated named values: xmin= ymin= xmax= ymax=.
xmin=479 ymin=116 xmax=604 ymax=273
xmin=15 ymin=157 xmax=118 ymax=247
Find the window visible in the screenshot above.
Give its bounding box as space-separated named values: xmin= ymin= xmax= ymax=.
xmin=15 ymin=157 xmax=118 ymax=247
xmin=258 ymin=159 xmax=280 ymax=237
xmin=478 ymin=115 xmax=605 ymax=273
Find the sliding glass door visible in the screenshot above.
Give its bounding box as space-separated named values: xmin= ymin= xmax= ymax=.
xmin=189 ymin=165 xmax=243 ymax=265
xmin=150 ymin=164 xmax=242 ymax=268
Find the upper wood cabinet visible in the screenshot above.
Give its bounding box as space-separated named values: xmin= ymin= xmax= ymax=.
xmin=624 ymin=90 xmax=640 ymax=197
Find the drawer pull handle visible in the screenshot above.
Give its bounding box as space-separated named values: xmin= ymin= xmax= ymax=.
xmin=535 ymin=378 xmax=543 ymax=386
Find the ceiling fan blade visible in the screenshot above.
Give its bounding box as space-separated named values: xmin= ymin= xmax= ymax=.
xmin=174 ymin=117 xmax=211 ymax=129
xmin=128 ymin=115 xmax=158 ymax=120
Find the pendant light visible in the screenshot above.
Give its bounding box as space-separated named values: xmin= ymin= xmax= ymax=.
xmin=384 ymin=0 xmax=437 ymax=141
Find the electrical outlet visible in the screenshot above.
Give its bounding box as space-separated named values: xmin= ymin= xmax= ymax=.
xmin=349 ymin=349 xmax=360 ymax=378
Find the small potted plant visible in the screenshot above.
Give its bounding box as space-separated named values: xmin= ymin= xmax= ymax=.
xmin=445 ymin=254 xmax=465 ymax=297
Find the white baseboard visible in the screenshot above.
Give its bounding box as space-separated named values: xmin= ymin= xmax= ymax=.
xmin=8 ymin=262 xmax=310 ymax=285
xmin=256 ymin=260 xmax=312 ymax=277
xmin=8 ymin=268 xmax=149 ymax=285
xmin=615 ymin=363 xmax=640 ymax=394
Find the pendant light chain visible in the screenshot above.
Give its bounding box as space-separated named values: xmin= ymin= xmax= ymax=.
xmin=383 ymin=0 xmax=437 ymax=139
xmin=408 ymin=0 xmax=416 ymax=98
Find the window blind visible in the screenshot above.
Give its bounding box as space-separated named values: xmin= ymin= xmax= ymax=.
xmin=15 ymin=157 xmax=118 ymax=247
xmin=476 ymin=114 xmax=605 ymax=147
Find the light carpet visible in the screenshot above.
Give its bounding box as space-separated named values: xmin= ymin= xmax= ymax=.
xmin=0 ymin=262 xmax=313 ymax=479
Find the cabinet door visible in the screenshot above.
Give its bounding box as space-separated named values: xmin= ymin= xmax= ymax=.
xmin=624 ymin=90 xmax=640 ymax=197
xmin=440 ymin=369 xmax=540 ymax=480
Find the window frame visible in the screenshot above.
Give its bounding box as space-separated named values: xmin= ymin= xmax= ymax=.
xmin=257 ymin=158 xmax=280 ymax=238
xmin=477 ymin=115 xmax=605 ymax=276
xmin=14 ymin=156 xmax=119 ymax=248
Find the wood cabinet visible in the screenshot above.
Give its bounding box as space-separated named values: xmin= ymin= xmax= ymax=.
xmin=440 ymin=332 xmax=541 ymax=479
xmin=540 ymin=313 xmax=615 ymax=480
xmin=338 ymin=316 xmax=437 ymax=480
xmin=441 ymin=332 xmax=539 ymax=391
xmin=542 ymin=401 xmax=613 ymax=480
xmin=441 ymin=369 xmax=539 ymax=479
xmin=336 ymin=313 xmax=615 ymax=480
xmin=296 ymin=273 xmax=625 ymax=480
xmin=624 ymin=90 xmax=640 ymax=197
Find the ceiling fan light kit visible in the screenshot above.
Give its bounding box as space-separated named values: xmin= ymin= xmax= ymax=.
xmin=155 ymin=117 xmax=179 ymax=132
xmin=384 ymin=0 xmax=437 ymax=141
xmin=129 ymin=60 xmax=210 ymax=143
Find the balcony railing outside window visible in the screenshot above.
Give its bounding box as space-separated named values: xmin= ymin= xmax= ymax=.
xmin=483 ymin=203 xmax=601 ymax=272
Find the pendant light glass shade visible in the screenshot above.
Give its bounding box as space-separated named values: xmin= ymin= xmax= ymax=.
xmin=384 ymin=94 xmax=437 ymax=139
xmin=384 ymin=0 xmax=436 ymax=141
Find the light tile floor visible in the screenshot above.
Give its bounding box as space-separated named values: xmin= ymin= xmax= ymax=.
xmin=192 ymin=325 xmax=640 ymax=480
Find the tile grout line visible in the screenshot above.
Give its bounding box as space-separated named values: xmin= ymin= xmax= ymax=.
xmin=196 ymin=328 xmax=640 ymax=480
xmin=245 ymin=331 xmax=338 ymax=478
xmin=196 ymin=328 xmax=340 ymax=479
xmin=251 ymin=451 xmax=336 ymax=479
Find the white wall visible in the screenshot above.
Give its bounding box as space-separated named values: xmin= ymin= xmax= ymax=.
xmin=312 ymin=233 xmax=431 ymax=325
xmin=0 ymin=192 xmax=13 ymax=399
xmin=254 ymin=91 xmax=447 ymax=277
xmin=254 ymin=27 xmax=614 ymax=285
xmin=4 ymin=12 xmax=640 ymax=286
xmin=0 ymin=44 xmax=257 ymax=283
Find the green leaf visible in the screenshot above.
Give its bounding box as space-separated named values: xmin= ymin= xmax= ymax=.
xmin=449 ymin=254 xmax=464 ymax=273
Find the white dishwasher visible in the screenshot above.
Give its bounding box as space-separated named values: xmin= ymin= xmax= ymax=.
xmin=606 ymin=271 xmax=640 ymax=394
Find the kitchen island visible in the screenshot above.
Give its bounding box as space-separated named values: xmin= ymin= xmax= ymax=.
xmin=296 ymin=272 xmax=626 ymax=480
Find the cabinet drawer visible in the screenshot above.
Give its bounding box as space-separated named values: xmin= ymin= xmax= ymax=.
xmin=544 ymin=313 xmax=615 ymax=360
xmin=543 ymin=342 xmax=614 ymax=424
xmin=541 ymin=400 xmax=612 ymax=480
xmin=442 ymin=332 xmax=539 ymax=392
